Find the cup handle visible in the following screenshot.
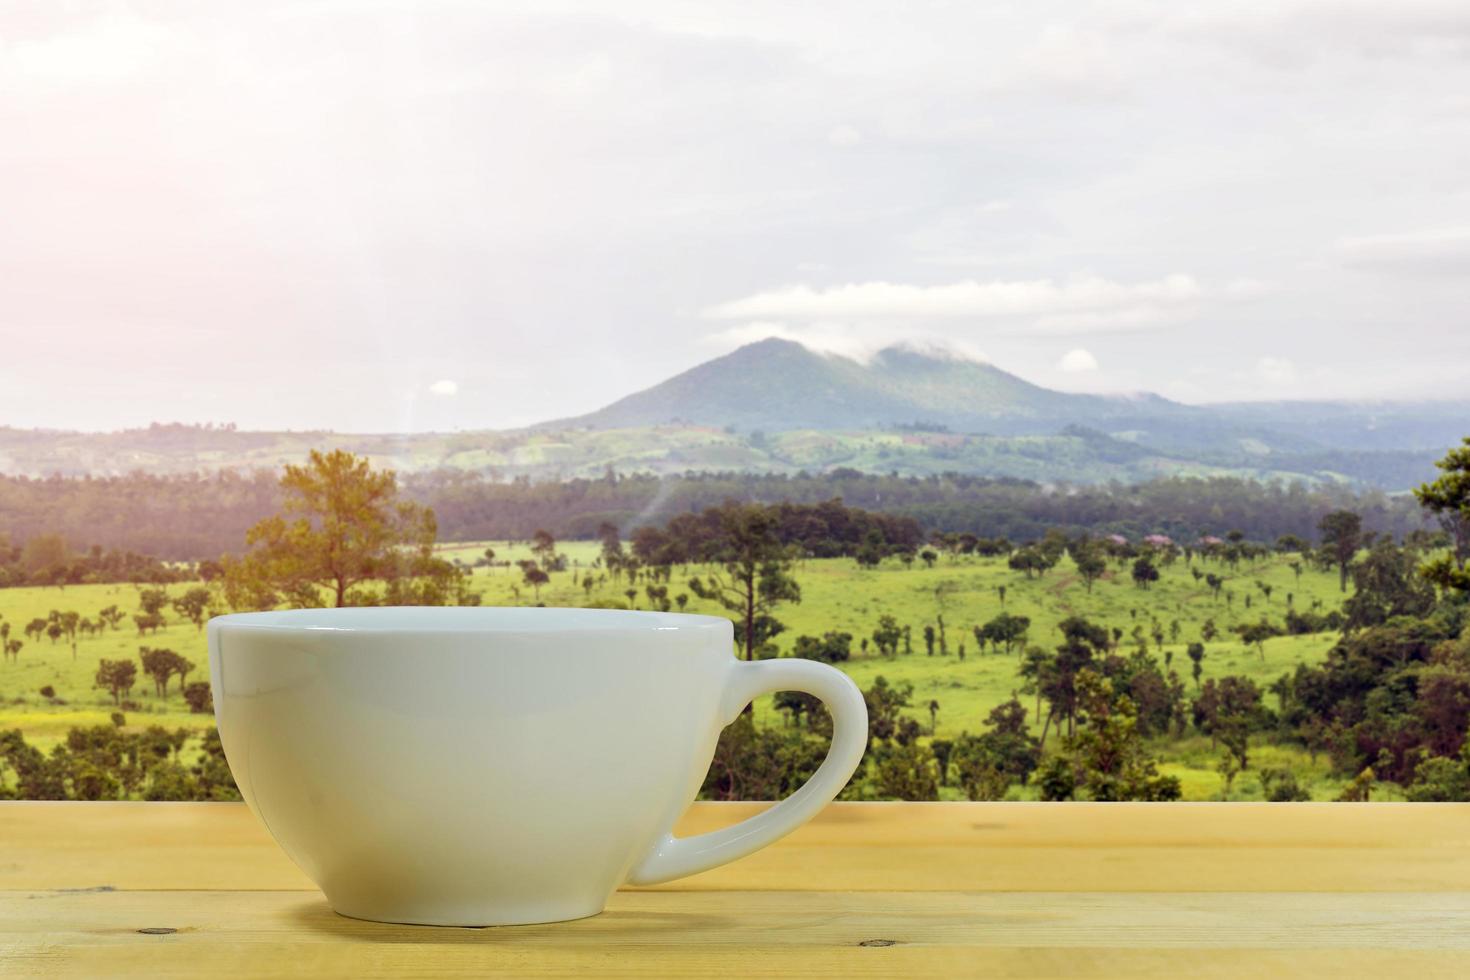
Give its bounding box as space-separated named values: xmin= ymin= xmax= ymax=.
xmin=626 ymin=658 xmax=868 ymax=886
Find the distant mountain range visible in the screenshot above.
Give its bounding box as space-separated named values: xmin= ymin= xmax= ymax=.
xmin=547 ymin=338 xmax=1466 ymax=454
xmin=1 ymin=338 xmax=1463 ymax=489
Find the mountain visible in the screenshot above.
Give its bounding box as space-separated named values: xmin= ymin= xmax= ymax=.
xmin=546 ymin=339 xmax=1466 ymax=463
xmin=0 ymin=339 xmax=1462 ymax=489
xmin=544 ymin=338 xmax=1192 ymax=435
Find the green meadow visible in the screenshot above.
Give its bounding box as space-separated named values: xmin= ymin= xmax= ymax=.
xmin=1 ymin=540 xmax=1366 ymax=799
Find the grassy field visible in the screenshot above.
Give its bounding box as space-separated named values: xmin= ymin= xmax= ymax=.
xmin=1 ymin=541 xmax=1372 ymax=799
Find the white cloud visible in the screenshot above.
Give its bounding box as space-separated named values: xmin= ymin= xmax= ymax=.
xmin=1129 ymin=0 xmax=1470 ymax=66
xmin=1057 ymin=349 xmax=1100 ymax=373
xmin=1031 ymin=305 xmax=1193 ymax=335
xmin=1000 ymin=23 xmax=1131 ymax=99
xmin=702 ymin=321 xmax=988 ymax=363
xmin=428 ymin=379 xmax=459 ymax=396
xmin=826 ymin=124 xmax=863 ymax=147
xmin=1334 ymin=228 xmax=1470 ymax=275
xmin=1255 ymin=356 xmax=1297 ymax=385
xmin=702 ymin=274 xmax=1201 ymax=322
xmin=3 ymin=14 xmax=179 ymax=85
xmin=1223 ymin=277 xmax=1273 ymax=298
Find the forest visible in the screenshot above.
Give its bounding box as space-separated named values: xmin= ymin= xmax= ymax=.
xmin=0 ymin=466 xmax=1428 ymax=561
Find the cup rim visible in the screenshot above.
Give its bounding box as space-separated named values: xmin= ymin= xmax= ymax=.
xmin=208 ymin=605 xmax=733 ymax=635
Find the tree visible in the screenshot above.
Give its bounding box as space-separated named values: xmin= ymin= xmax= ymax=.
xmin=95 ymin=659 xmax=137 ymax=706
xmin=97 ymin=605 xmax=125 ymax=631
xmin=686 ymin=503 xmax=802 ymax=662
xmin=1407 ymin=741 xmax=1470 ymax=802
xmin=1205 ymin=573 xmax=1226 ymax=601
xmin=1414 ymin=437 xmax=1470 ymax=593
xmin=1342 ymin=538 xmax=1436 ymax=631
xmin=922 ymin=624 xmax=936 ymax=656
xmin=1234 ymin=619 xmax=1281 ymax=660
xmin=50 ymin=610 xmax=80 ymax=659
xmin=531 ymin=528 xmax=563 ymax=573
xmin=792 ymin=631 xmax=852 ymax=664
xmin=1317 ymin=509 xmax=1363 ymax=592
xmin=1131 ymin=556 xmax=1160 ymax=590
xmin=1187 ymin=642 xmax=1206 ymax=688
xmin=138 ymin=647 xmax=193 ymax=698
xmin=1192 ymin=675 xmax=1263 ymax=769
xmin=1047 ymin=670 xmax=1182 ymax=801
xmin=1337 ymin=767 xmax=1375 ymax=802
xmin=597 ymin=521 xmax=623 ymax=569
xmin=1008 ymin=547 xmax=1051 ymax=579
xmin=183 ymin=682 xmax=214 ymax=715
xmin=132 ymin=612 xmax=164 ymax=635
xmin=862 ymin=675 xmax=914 ymax=748
xmin=950 ymin=698 xmax=1042 ymax=800
xmin=871 ymin=741 xmax=939 ymax=800
xmin=222 ymin=449 xmax=464 ymax=609
xmin=977 ymin=612 xmax=1030 ymax=655
xmin=927 ymin=699 xmax=940 ymax=733
xmin=1074 ymin=547 xmax=1107 ymax=593
xmin=519 ymin=560 xmax=550 ymax=601
xmin=930 ymin=738 xmax=954 ymax=786
xmin=172 ymin=587 xmax=214 ymax=632
xmin=1038 ymin=617 xmax=1111 ymax=744
xmin=1259 ymin=767 xmax=1312 ymax=802
xmin=870 ymin=615 xmax=903 ymax=657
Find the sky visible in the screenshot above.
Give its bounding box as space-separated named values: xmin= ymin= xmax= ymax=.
xmin=2 ymin=0 xmax=1469 ymax=432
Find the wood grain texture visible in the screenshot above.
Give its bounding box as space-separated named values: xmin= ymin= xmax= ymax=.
xmin=4 ymin=802 xmax=1470 ymax=977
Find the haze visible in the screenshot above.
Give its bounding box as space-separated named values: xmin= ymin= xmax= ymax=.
xmin=2 ymin=1 xmax=1468 ymax=432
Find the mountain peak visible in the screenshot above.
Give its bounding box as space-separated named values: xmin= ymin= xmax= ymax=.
xmin=872 ymin=338 xmax=986 ymax=365
xmin=541 ymin=336 xmax=1187 ymax=434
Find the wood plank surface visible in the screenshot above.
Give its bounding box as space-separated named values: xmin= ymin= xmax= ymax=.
xmin=4 ymin=802 xmax=1470 ymax=977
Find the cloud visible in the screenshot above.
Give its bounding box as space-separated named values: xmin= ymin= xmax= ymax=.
xmin=1031 ymin=306 xmax=1192 ymax=335
xmin=1111 ymin=0 xmax=1470 ymax=68
xmin=1223 ymin=277 xmax=1273 ymax=298
xmin=826 ymin=124 xmax=863 ymax=147
xmin=702 ymin=321 xmax=988 ymax=363
xmin=4 ymin=14 xmax=180 ymax=85
xmin=702 ymin=274 xmax=1201 ymax=323
xmin=1000 ymin=23 xmax=1131 ymax=99
xmin=428 ymin=379 xmax=459 ymax=396
xmin=1057 ymin=349 xmax=1100 ymax=373
xmin=1334 ymin=228 xmax=1470 ymax=275
xmin=1255 ymin=356 xmax=1297 ymax=385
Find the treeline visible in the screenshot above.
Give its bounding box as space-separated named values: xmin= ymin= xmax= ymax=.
xmin=0 ymin=534 xmax=193 ymax=588
xmin=411 ymin=470 xmax=1426 ymax=545
xmin=0 ymin=470 xmax=279 ymax=560
xmin=629 ymin=499 xmax=922 ymax=564
xmin=0 ymin=467 xmax=1428 ymax=561
xmin=0 ymin=724 xmax=238 ymax=802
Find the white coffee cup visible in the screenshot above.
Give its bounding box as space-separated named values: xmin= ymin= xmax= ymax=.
xmin=207 ymin=606 xmax=867 ymax=926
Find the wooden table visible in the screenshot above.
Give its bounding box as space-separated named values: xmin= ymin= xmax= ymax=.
xmin=4 ymin=802 xmax=1470 ymax=977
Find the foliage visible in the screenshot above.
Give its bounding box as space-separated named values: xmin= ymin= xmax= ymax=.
xmin=0 ymin=724 xmax=238 ymax=801
xmin=221 ymin=450 xmax=475 ymax=609
xmin=1044 ymin=670 xmax=1182 ymax=801
xmin=684 ymin=503 xmax=802 ymax=660
xmin=1414 ymin=437 xmax=1470 ymax=594
xmin=2 ymin=469 xmax=1432 ymax=562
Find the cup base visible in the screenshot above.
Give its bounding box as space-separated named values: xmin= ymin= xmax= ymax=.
xmin=329 ymin=897 xmax=607 ymax=928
